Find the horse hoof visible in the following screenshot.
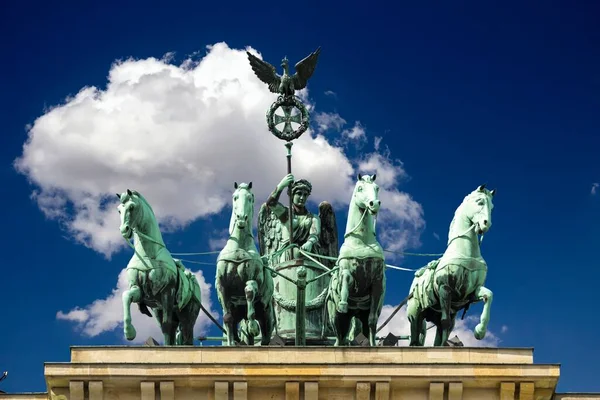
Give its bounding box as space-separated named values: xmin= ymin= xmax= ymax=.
xmin=124 ymin=325 xmax=137 ymax=341
xmin=474 ymin=323 xmax=486 ymax=340
xmin=337 ymin=302 xmax=348 ymax=313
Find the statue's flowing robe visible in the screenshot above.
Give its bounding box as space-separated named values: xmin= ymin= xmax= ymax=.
xmin=268 ymin=200 xmax=321 ymax=263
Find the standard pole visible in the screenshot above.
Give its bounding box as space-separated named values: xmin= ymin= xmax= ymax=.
xmin=295 ymin=266 xmax=307 ymax=346
xmin=285 ymin=141 xmax=294 ymax=260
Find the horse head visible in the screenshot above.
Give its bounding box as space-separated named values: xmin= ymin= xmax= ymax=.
xmin=116 ymin=189 xmax=143 ymax=240
xmin=230 ymin=182 xmax=254 ymax=234
xmin=354 ymin=174 xmax=381 ymax=215
xmin=459 ymin=184 xmax=496 ymax=235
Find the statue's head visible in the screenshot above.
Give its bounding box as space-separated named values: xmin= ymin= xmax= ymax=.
xmin=231 ymin=182 xmax=254 ymax=231
xmin=116 ymin=189 xmax=140 ymax=240
xmin=354 ymin=174 xmax=381 ymax=214
xmin=281 ymin=56 xmax=289 ymax=69
xmin=459 ymin=184 xmax=496 ymax=235
xmin=291 ymin=179 xmax=312 ymax=208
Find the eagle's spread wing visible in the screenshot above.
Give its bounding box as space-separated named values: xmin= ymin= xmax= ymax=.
xmin=292 ymin=47 xmax=321 ymax=91
xmin=318 ymin=201 xmax=338 ymax=269
xmin=247 ymin=52 xmax=281 ymax=93
xmin=258 ymin=203 xmax=283 ymax=261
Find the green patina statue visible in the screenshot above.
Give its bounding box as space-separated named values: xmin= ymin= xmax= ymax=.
xmin=406 ymin=185 xmax=496 ymax=346
xmin=247 ymin=48 xmax=321 ymax=98
xmin=216 ymin=182 xmax=275 ymax=346
xmin=117 ymin=189 xmax=202 ymax=345
xmin=258 ymin=174 xmax=338 ymax=343
xmin=247 ymin=48 xmax=320 ymax=141
xmin=326 ymin=174 xmax=386 ymax=346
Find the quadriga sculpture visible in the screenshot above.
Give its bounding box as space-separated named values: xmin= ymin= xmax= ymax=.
xmin=117 ymin=189 xmax=201 ymax=345
xmin=406 ymin=184 xmax=496 ymax=346
xmin=326 ymin=174 xmax=386 ymax=346
xmin=216 ymin=182 xmax=275 ymax=346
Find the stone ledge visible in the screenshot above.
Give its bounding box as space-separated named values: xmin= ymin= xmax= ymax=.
xmin=69 ymin=346 xmax=534 ymax=365
xmin=44 ymin=363 xmax=560 ymax=388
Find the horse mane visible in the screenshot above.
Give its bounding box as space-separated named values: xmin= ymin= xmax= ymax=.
xmin=131 ymin=190 xmax=157 ymax=220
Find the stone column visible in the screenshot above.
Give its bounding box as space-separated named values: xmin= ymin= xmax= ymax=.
xmin=214 ymin=382 xmax=229 ymax=400
xmin=89 ymin=381 xmax=103 ymax=400
xmin=519 ymin=382 xmax=535 ymax=400
xmin=286 ymin=382 xmax=300 ymax=400
xmin=304 ymin=382 xmax=318 ymax=400
xmin=69 ymin=382 xmax=84 ymax=400
xmin=233 ymin=382 xmax=247 ymax=400
xmin=429 ymin=382 xmax=444 ymax=400
xmin=140 ymin=382 xmax=154 ymax=400
xmin=375 ymin=382 xmax=390 ymax=400
xmin=448 ymin=382 xmax=463 ymax=400
xmin=160 ymin=382 xmax=174 ymax=400
xmin=356 ymin=382 xmax=371 ymax=400
xmin=500 ymin=382 xmax=516 ymax=400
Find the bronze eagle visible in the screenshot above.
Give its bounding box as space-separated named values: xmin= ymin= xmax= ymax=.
xmin=246 ymin=47 xmax=321 ymax=97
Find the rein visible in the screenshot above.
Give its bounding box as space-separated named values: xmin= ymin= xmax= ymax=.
xmin=123 ymin=228 xmax=166 ymax=270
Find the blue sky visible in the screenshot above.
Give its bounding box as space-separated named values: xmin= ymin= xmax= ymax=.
xmin=2 ymin=0 xmax=600 ymax=393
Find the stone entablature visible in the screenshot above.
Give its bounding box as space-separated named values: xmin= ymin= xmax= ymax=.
xmin=1 ymin=347 xmax=598 ymax=400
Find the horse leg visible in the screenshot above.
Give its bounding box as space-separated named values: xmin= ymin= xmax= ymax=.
xmin=160 ymin=288 xmax=176 ymax=345
xmin=337 ymin=259 xmax=352 ymax=313
xmin=474 ymin=286 xmax=493 ymax=340
xmin=367 ymin=264 xmax=386 ymax=346
xmin=334 ymin=311 xmax=351 ymax=346
xmin=259 ymin=302 xmax=275 ymax=345
xmin=245 ymin=280 xmax=260 ymax=338
xmin=407 ymin=298 xmax=424 ymax=347
xmin=436 ymin=270 xmax=453 ymax=345
xmin=216 ymin=265 xmax=234 ymax=346
xmin=122 ymin=269 xmax=141 ymax=341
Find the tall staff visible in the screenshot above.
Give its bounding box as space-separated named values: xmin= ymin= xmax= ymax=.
xmin=247 ymin=48 xmax=321 ymax=258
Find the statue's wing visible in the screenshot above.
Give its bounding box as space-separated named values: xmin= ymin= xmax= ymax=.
xmin=292 ymin=47 xmax=321 ymax=91
xmin=318 ymin=201 xmax=338 ymax=269
xmin=246 ymin=52 xmax=281 ymax=93
xmin=258 ymin=203 xmax=282 ymax=260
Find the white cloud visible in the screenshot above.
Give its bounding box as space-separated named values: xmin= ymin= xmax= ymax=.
xmin=377 ymin=303 xmax=501 ymax=347
xmin=433 ymin=232 xmax=440 ymax=240
xmin=341 ymin=122 xmax=366 ymax=141
xmin=15 ymin=42 xmax=424 ymax=259
xmin=314 ymin=111 xmax=346 ymax=133
xmin=591 ymin=182 xmax=599 ymax=195
xmin=56 ymin=268 xmax=216 ymax=343
xmin=324 ymin=90 xmax=337 ymax=98
xmin=15 ymin=42 xmax=426 ymax=338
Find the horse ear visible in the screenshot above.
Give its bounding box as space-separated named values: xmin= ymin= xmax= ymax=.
xmin=490 ymin=189 xmax=496 ymax=196
xmin=127 ymin=189 xmax=133 ymax=196
xmin=478 ymin=184 xmax=486 ymax=192
xmin=357 ymin=173 xmax=362 ymax=181
xmin=234 ymin=182 xmax=238 ymax=189
xmin=372 ymin=174 xmax=377 ymax=181
xmin=248 ymin=182 xmax=252 ymax=189
xmin=116 ymin=193 xmax=121 ymax=199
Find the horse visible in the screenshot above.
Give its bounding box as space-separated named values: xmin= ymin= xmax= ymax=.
xmin=326 ymin=174 xmax=386 ymax=346
xmin=216 ymin=182 xmax=275 ymax=346
xmin=406 ymin=184 xmax=496 ymax=346
xmin=117 ymin=189 xmax=202 ymax=345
